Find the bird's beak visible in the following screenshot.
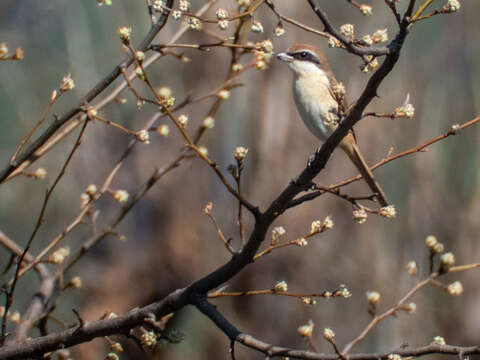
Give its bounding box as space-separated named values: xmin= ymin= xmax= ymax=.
xmin=276 ymin=52 xmax=293 ymax=62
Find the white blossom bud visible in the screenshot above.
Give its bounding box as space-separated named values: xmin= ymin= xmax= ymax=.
xmin=202 ymin=116 xmax=215 ymax=129
xmin=34 ymin=168 xmax=47 ymax=180
xmin=273 ymin=280 xmax=288 ymax=292
xmin=137 ymin=129 xmax=150 ymax=144
xmin=432 ymin=336 xmax=446 ymax=345
xmin=444 ymin=0 xmax=460 ymax=12
xmin=141 ymin=331 xmax=157 ymax=347
xmin=406 ymin=261 xmax=418 ymax=276
xmin=372 ymin=28 xmax=389 ymax=43
xmin=251 ymin=20 xmax=264 ymax=33
xmin=447 ymin=281 xmax=463 ymax=295
xmin=340 ymin=24 xmax=354 ymax=38
xmin=297 ymin=320 xmax=314 ymax=337
xmin=425 ymin=235 xmax=438 ymax=248
xmin=353 ymin=208 xmax=368 ymax=224
xmin=60 ymin=73 xmax=75 ymax=92
xmin=323 ymin=328 xmax=335 ymax=341
xmin=113 ymin=189 xmax=129 ymax=203
xmin=360 ymin=4 xmax=373 ymax=15
xmin=379 ymin=205 xmax=396 ymax=218
xmin=366 ymin=290 xmax=381 ymax=306
xmin=234 ymin=146 xmax=248 ymax=162
xmin=117 ymin=26 xmax=132 ymax=43
xmin=271 ymin=226 xmax=286 ymax=243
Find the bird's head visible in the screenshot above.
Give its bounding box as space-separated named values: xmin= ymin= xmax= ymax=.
xmin=276 ymin=44 xmax=332 ymax=79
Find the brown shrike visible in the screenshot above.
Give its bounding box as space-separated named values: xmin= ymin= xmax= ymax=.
xmin=276 ymin=44 xmax=388 ymax=206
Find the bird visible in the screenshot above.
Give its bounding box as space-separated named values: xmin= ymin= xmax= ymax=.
xmin=276 ymin=43 xmax=388 ymax=206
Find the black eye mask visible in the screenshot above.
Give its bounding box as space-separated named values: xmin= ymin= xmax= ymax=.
xmin=288 ymin=51 xmax=320 ymax=65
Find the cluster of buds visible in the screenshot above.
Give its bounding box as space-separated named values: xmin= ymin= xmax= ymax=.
xmin=387 ymin=354 xmax=402 ymax=360
xmin=10 ymin=311 xmax=20 ymax=323
xmin=297 ymin=320 xmax=314 ymax=338
xmin=188 ymin=17 xmax=202 ymax=31
xmin=361 ymin=56 xmax=379 ymax=73
xmin=359 ymin=4 xmax=373 ymax=15
xmin=178 ymin=114 xmax=189 ymax=128
xmin=295 ymin=237 xmax=308 ymax=247
xmin=85 ymin=107 xmax=98 ymax=119
xmin=204 ymin=201 xmax=213 ymax=214
xmin=275 ymin=22 xmax=285 ymax=37
xmin=157 ymin=124 xmax=170 ymax=137
xmin=216 ymin=8 xmax=229 ymax=30
xmin=137 ymin=129 xmax=150 ymax=144
xmin=323 ymin=327 xmax=335 ymax=341
xmin=272 ymin=280 xmax=288 ymax=292
xmin=353 ymin=207 xmax=368 ymax=224
xmin=68 ymin=276 xmax=83 ymax=289
xmin=406 ymin=261 xmax=418 ymax=276
xmin=402 ymin=302 xmax=417 ymax=314
xmin=432 ymin=335 xmax=446 ymax=345
xmin=218 ymin=89 xmax=230 ymax=100
xmin=301 ymin=297 xmax=316 ymax=305
xmin=49 ymin=247 xmax=70 ymax=264
xmin=444 ymin=0 xmax=461 ymax=12
xmin=439 ymin=252 xmax=455 ymax=273
xmin=447 ymin=281 xmax=463 ymax=295
xmin=372 ymin=28 xmax=389 ymax=43
xmin=0 ymin=43 xmax=24 ymax=60
xmin=117 ymin=26 xmax=132 ymax=44
xmin=379 ymin=205 xmax=396 ymax=219
xmin=234 ymin=146 xmax=248 ymax=163
xmin=340 ymin=24 xmax=354 ymax=39
xmin=366 ymin=290 xmax=381 ymax=306
xmin=202 ymin=116 xmax=215 ymax=129
xmin=140 ymin=330 xmax=157 ymax=347
xmin=198 ymin=146 xmax=209 ymax=157
xmin=60 ymin=73 xmax=75 ymax=93
xmin=110 ymin=342 xmax=124 ymax=354
xmin=158 ymin=86 xmax=175 ymax=108
xmin=271 ymin=226 xmax=286 ymax=244
xmin=334 ymin=284 xmax=352 ymax=298
xmin=33 ymin=168 xmax=47 ymax=180
xmin=237 ymin=0 xmax=251 ymax=7
xmin=332 ymin=82 xmax=346 ymax=100
xmin=86 ymin=184 xmax=98 ymax=197
xmin=450 ymin=123 xmax=461 ymax=134
xmin=328 ymin=36 xmax=342 ymax=48
xmin=251 ymin=20 xmax=264 ymax=33
xmin=135 ymin=50 xmax=146 ymax=62
xmin=134 ymin=67 xmax=145 ymax=81
xmin=310 ymin=216 xmax=334 ymax=233
xmin=394 ymin=103 xmax=415 ymax=119
xmin=254 ymin=39 xmax=274 ymax=71
xmin=151 ymin=0 xmax=164 ymax=11
xmin=179 ymin=0 xmax=190 ymax=12
xmin=105 ymin=353 xmax=119 ymax=360
xmin=113 ymin=189 xmax=129 ymax=204
xmin=425 ymin=235 xmax=445 ymax=254
xmin=172 ymin=10 xmax=182 ymax=20
xmin=361 ymin=34 xmax=374 ymax=46
xmin=232 ymin=62 xmax=244 ymax=72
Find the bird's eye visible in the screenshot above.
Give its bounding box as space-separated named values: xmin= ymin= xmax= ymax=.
xmin=300 ymin=51 xmax=308 ymax=58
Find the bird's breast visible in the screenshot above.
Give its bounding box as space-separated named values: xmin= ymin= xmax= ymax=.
xmin=292 ymin=75 xmax=339 ymax=142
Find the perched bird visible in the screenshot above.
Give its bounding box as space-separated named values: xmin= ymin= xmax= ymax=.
xmin=276 ymin=44 xmax=388 ymax=206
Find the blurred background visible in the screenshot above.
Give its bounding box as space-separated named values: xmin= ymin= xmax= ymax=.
xmin=0 ymin=0 xmax=479 ymax=359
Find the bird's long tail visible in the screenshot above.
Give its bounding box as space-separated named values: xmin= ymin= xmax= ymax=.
xmin=341 ymin=138 xmax=389 ymax=207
